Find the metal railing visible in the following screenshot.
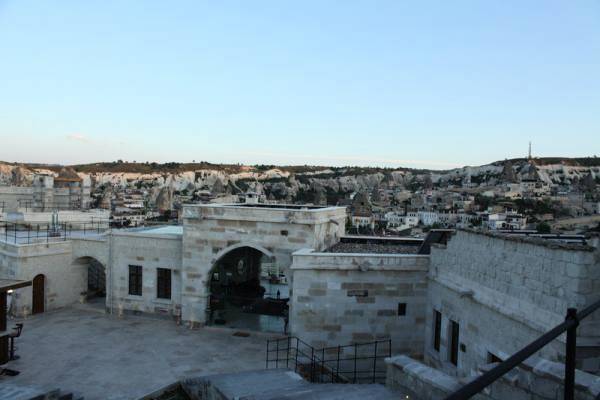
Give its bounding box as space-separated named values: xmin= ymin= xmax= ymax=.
xmin=0 ymin=220 xmax=110 ymax=244
xmin=266 ymin=336 xmax=391 ymax=384
xmin=17 ymin=199 xmax=84 ymax=212
xmin=444 ymin=298 xmax=600 ymax=400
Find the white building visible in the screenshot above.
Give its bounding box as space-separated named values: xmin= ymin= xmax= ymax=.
xmin=417 ymin=211 xmax=439 ymax=226
xmin=486 ymin=211 xmax=527 ymax=230
xmin=384 ymin=211 xmax=419 ymax=229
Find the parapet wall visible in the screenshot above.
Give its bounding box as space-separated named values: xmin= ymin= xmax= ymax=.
xmin=290 ymin=249 xmax=429 ymax=355
xmin=385 ymin=355 xmax=600 ymax=400
xmin=430 ymin=229 xmax=600 ymax=339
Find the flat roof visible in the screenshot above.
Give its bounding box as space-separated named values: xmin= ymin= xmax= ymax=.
xmin=325 ymin=235 xmax=423 ymax=254
xmin=188 ymin=203 xmax=345 ymax=212
xmin=460 ymin=228 xmax=595 ymax=251
xmin=229 ymin=203 xmax=328 ymax=210
xmin=128 ymin=225 xmax=183 ymax=235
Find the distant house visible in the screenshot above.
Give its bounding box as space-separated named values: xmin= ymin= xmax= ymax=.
xmin=350 ymin=191 xmax=374 ymax=230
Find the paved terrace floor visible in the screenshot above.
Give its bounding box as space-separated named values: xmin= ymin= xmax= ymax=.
xmin=2 ymin=305 xmax=278 ymax=400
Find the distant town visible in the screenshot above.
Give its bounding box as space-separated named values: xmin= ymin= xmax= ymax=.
xmin=2 ymin=152 xmax=599 ymax=235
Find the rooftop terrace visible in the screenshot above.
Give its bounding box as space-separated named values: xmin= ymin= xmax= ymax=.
xmin=0 ymin=221 xmax=109 ymax=245
xmin=223 ymin=203 xmax=329 ymax=210
xmin=3 ymin=304 xmax=272 ymax=400
xmin=123 ymin=225 xmax=184 ymax=236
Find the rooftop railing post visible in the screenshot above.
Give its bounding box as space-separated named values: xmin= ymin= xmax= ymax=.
xmin=373 ymin=340 xmax=378 ymax=383
xmin=286 ymin=336 xmax=290 ymax=369
xmin=294 ymin=338 xmax=299 ymax=373
xmin=336 ymin=345 xmax=341 ymax=383
xmin=275 ymin=339 xmax=279 ymax=369
xmin=564 ymin=308 xmax=578 ymax=400
xmin=321 ymin=347 xmax=325 ymax=383
xmin=266 ymin=340 xmax=269 ymax=369
xmin=353 ymin=343 xmax=357 ymax=383
xmin=310 ymin=347 xmax=315 ymax=382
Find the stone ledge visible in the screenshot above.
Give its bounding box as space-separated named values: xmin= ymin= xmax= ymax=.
xmin=385 ymin=355 xmax=462 ymax=393
xmin=459 ymin=228 xmax=596 ymax=252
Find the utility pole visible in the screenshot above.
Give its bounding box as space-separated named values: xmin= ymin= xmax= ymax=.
xmin=528 ymin=141 xmax=532 ymax=161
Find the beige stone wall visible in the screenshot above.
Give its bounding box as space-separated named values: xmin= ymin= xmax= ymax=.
xmin=290 ymin=249 xmax=429 ymax=355
xmin=386 ymin=355 xmax=600 ymax=400
xmin=109 ymin=231 xmax=182 ymax=317
xmin=0 ymin=240 xmax=84 ymax=316
xmin=0 ymin=186 xmax=34 ymax=211
xmin=0 ymin=234 xmax=111 ymax=316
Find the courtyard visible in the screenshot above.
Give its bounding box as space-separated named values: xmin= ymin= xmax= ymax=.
xmin=1 ymin=304 xmax=277 ymax=399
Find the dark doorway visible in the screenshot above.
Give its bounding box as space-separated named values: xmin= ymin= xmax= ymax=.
xmin=208 ymin=247 xmax=288 ymax=332
xmin=32 ymin=274 xmax=45 ymax=314
xmin=87 ymin=258 xmax=106 ymax=298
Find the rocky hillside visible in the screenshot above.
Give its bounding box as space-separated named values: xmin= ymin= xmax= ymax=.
xmin=1 ymin=158 xmax=599 ymax=203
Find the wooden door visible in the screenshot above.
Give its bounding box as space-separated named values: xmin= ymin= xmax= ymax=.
xmin=32 ymin=274 xmax=45 ymax=314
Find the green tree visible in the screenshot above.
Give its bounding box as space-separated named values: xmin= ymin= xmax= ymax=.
xmin=536 ymin=222 xmax=551 ymax=234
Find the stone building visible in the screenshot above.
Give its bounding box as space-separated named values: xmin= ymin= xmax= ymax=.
xmin=424 ymin=229 xmax=600 ymax=374
xmin=386 ymin=229 xmax=600 ymax=399
xmin=1 ymin=203 xmax=348 ymax=327
xmin=0 ymin=170 xmax=91 ymax=212
xmin=290 ymin=236 xmax=429 ymax=356
xmin=349 ymin=191 xmax=374 ymax=230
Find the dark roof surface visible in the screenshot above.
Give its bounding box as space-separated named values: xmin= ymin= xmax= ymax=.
xmin=325 ymin=241 xmax=420 ymax=254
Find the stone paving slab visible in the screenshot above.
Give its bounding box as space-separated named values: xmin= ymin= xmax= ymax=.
xmin=1 ymin=305 xmax=275 ymax=400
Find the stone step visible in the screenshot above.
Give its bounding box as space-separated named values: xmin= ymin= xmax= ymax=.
xmin=0 ymin=384 xmax=82 ymax=400
xmin=0 ymin=383 xmax=49 ymax=400
xmin=196 ymin=369 xmax=310 ymax=400
xmin=0 ymin=384 xmax=78 ymax=400
xmin=191 ymin=368 xmax=402 ymax=400
xmin=260 ymin=383 xmax=398 ymax=400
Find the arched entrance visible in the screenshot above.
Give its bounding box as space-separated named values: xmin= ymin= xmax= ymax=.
xmin=207 ymin=246 xmax=289 ymax=333
xmin=73 ymin=257 xmax=106 ymax=305
xmin=32 ymin=274 xmax=45 ymax=314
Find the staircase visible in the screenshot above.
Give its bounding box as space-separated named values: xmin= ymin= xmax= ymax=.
xmin=181 ymin=369 xmax=402 ymax=400
xmin=0 ymin=384 xmax=83 ymax=400
xmin=266 ymin=337 xmax=391 ymax=384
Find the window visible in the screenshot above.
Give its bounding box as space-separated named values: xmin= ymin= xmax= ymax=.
xmin=128 ymin=265 xmax=143 ymax=296
xmin=157 ymin=268 xmax=172 ymax=300
xmin=449 ymin=320 xmax=460 ymax=366
xmin=397 ymin=303 xmax=407 ymax=316
xmin=433 ymin=310 xmax=441 ymax=352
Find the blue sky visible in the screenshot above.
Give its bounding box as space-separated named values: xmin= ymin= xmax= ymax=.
xmin=0 ymin=1 xmax=599 ymax=169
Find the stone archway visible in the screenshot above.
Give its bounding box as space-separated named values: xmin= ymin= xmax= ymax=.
xmin=207 ymin=245 xmax=289 ymax=333
xmin=72 ymin=256 xmax=106 ymax=304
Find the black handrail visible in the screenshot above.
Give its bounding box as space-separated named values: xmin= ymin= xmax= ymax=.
xmin=444 ymin=298 xmax=600 ymax=400
xmin=1 ymin=220 xmax=110 ymax=244
xmin=266 ymin=336 xmax=391 ymax=384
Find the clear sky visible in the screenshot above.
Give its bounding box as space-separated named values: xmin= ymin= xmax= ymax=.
xmin=0 ymin=1 xmax=599 ymax=169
